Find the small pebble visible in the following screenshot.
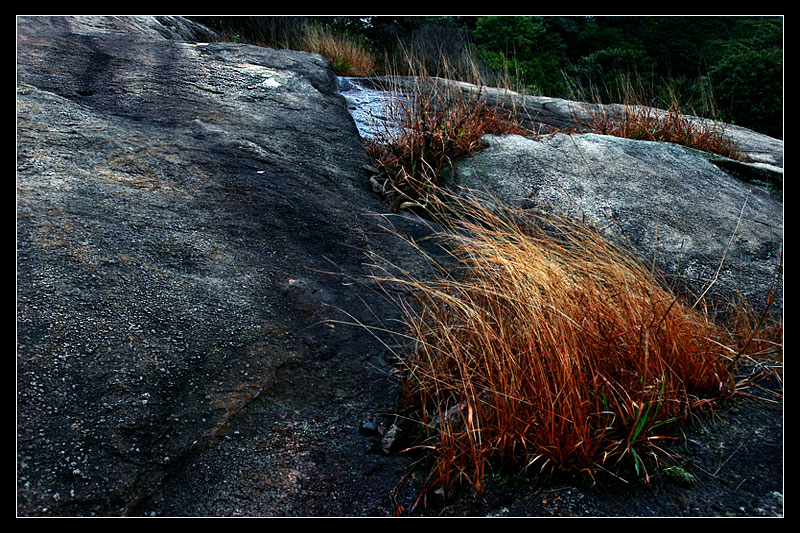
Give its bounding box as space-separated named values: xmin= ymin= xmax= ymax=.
xmin=359 ymin=420 xmax=378 ymax=435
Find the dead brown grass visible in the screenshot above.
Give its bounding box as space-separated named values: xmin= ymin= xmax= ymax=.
xmin=297 ymin=23 xmax=376 ymax=76
xmin=583 ymin=103 xmax=746 ymax=161
xmin=354 ymin=55 xmax=780 ymax=502
xmin=368 ymin=192 xmax=755 ymax=496
xmin=364 ymin=65 xmax=529 ymax=212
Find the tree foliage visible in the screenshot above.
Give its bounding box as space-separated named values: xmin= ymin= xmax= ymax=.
xmin=708 ymin=47 xmax=783 ymax=138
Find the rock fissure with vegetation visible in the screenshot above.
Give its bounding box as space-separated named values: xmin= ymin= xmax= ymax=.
xmin=17 ymin=16 xmax=782 ymax=517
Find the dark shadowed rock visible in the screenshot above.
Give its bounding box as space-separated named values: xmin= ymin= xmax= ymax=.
xmin=17 ymin=15 xmax=438 ymax=516
xmin=448 ymin=133 xmax=783 ymax=316
xmin=17 ymin=15 xmax=221 ymax=42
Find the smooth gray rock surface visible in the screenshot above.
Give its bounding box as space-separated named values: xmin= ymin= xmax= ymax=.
xmin=17 ymin=15 xmax=221 ymax=42
xmin=449 ymin=133 xmax=783 ymax=315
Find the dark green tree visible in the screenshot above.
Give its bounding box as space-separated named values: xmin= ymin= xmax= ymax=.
xmin=708 ymin=46 xmax=783 ymax=138
xmin=473 ymin=16 xmax=567 ymax=95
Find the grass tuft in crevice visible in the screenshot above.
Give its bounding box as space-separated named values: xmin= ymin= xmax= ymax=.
xmin=366 ymin=191 xmax=762 ymax=497
xmin=580 ymin=102 xmax=745 ymax=161
xmin=363 ymin=61 xmax=530 ymax=213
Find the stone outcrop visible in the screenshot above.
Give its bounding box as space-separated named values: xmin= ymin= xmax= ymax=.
xmin=17 ymin=15 xmax=438 ymax=516
xmin=17 ymin=16 xmax=783 ymax=517
xmin=448 ymin=133 xmax=783 ymax=316
xmin=355 ymin=75 xmax=783 ymax=171
xmin=352 ymin=74 xmax=783 ymax=315
xmin=18 ymin=15 xmax=221 ymax=42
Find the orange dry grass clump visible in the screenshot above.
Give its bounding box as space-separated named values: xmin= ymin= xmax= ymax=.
xmin=585 ymin=104 xmax=745 ymax=161
xmin=299 ymin=24 xmax=376 ymax=76
xmin=377 ymin=194 xmax=736 ymax=494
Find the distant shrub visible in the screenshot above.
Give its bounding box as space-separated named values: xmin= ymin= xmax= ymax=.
xmin=189 ymin=16 xmax=308 ymax=47
xmin=390 ymin=21 xmax=482 ymax=82
xmin=571 ymin=46 xmax=657 ymax=103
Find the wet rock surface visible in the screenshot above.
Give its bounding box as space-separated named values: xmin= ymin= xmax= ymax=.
xmin=338 ymin=77 xmax=402 ymax=140
xmin=17 ymin=16 xmax=782 ymax=517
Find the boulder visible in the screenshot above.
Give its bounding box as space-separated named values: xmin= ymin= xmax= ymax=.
xmin=448 ymin=132 xmax=783 ymax=316
xmin=16 ymin=15 xmax=221 ymax=42
xmin=17 ymin=15 xmax=437 ymax=516
xmin=432 ymin=77 xmax=784 ymax=169
xmin=17 ymin=15 xmax=220 ymax=42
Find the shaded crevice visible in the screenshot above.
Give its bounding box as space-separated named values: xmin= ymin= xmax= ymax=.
xmin=709 ymin=157 xmax=783 ymax=192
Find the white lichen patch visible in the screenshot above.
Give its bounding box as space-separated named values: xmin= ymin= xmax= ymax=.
xmin=238 ymin=63 xmax=285 ymax=89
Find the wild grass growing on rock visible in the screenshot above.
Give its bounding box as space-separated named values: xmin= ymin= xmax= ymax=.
xmin=366 ymin=191 xmax=768 ymax=497
xmin=299 ymin=23 xmax=376 ymax=76
xmin=565 ymin=72 xmax=745 ymax=160
xmin=364 ymin=60 xmax=529 ymax=212
xmin=346 ymin=25 xmax=781 ymax=506
xmin=582 ymin=103 xmax=745 ymax=161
